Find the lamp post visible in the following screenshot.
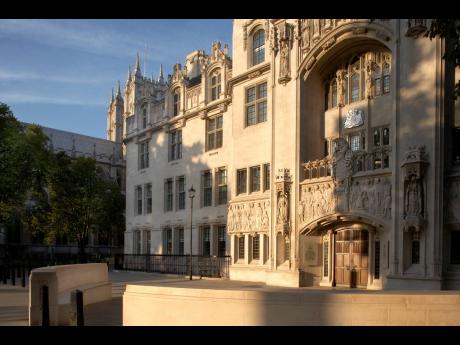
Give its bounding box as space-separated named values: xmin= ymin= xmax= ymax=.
xmin=188 ymin=185 xmax=196 ymax=280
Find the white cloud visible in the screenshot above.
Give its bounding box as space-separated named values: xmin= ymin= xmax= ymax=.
xmin=0 ymin=19 xmax=165 ymax=60
xmin=0 ymin=67 xmax=113 ymax=84
xmin=1 ymin=92 xmax=106 ymax=106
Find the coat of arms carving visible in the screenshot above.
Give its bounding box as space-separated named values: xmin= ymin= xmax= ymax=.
xmin=343 ymin=109 xmax=364 ymax=129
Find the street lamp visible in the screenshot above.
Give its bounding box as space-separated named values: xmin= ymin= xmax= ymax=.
xmin=188 ymin=185 xmax=196 ymax=280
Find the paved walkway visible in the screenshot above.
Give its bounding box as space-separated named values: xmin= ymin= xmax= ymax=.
xmin=0 ymin=270 xmax=188 ymax=326
xmin=3 ymin=270 xmax=459 ymax=326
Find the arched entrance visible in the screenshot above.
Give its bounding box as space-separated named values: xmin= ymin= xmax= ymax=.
xmin=299 ymin=214 xmax=385 ymax=289
xmin=334 ymin=228 xmax=369 ymax=288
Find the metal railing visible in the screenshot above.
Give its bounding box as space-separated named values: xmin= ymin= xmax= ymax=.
xmin=117 ymin=254 xmax=231 ymax=278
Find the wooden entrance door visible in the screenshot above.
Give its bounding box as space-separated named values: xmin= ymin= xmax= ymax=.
xmin=334 ymin=229 xmax=368 ymax=288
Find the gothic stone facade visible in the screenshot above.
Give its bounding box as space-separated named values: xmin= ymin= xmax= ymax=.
xmin=109 ymin=19 xmax=460 ymax=290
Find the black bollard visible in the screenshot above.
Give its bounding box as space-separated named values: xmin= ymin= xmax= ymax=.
xmin=76 ymin=290 xmax=84 ymax=326
xmin=11 ymin=265 xmax=15 ymax=286
xmin=42 ymin=285 xmax=50 ymax=326
xmin=17 ymin=264 xmax=21 ymax=278
xmin=2 ymin=266 xmax=6 ymax=284
xmin=21 ymin=265 xmax=26 ymax=288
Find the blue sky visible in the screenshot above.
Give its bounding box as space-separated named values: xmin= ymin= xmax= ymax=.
xmin=0 ymin=19 xmax=233 ymax=139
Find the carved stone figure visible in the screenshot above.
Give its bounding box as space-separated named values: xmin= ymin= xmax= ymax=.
xmin=255 ymin=202 xmax=263 ymax=229
xmin=336 ymin=70 xmax=344 ymax=106
xmin=262 ymin=202 xmax=270 ymax=228
xmin=405 ymin=174 xmax=423 ymax=217
xmin=277 ymin=192 xmax=288 ymax=224
xmin=228 ymin=205 xmax=234 ymax=231
xmin=350 ymin=181 xmax=361 ymax=210
xmin=301 ymin=20 xmax=310 ymax=51
xmin=279 ymin=39 xmax=290 ymax=80
xmin=313 ymin=19 xmax=320 ymax=39
xmin=365 ymin=61 xmax=374 ymax=99
xmin=383 ymin=183 xmax=391 ymax=219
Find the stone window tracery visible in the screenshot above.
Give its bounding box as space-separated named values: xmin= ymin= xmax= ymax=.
xmin=325 ymin=51 xmax=391 ymax=109
xmin=252 ymin=29 xmax=265 ymax=66
xmin=245 ymin=81 xmax=267 ymax=126
xmin=173 ymin=88 xmax=180 ymax=116
xmin=210 ymin=69 xmax=221 ymax=101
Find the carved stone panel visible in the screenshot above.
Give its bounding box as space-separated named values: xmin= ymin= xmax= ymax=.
xmin=275 ymin=169 xmax=292 ymax=235
xmin=343 ymin=109 xmax=364 ymax=129
xmin=446 ymin=178 xmax=460 ymax=225
xmin=401 ymin=145 xmax=429 ymax=232
xmin=277 ymin=22 xmax=293 ymax=85
xmin=299 ymin=181 xmax=337 ymax=226
xmin=349 ymin=176 xmax=392 ymax=219
xmin=227 ymin=200 xmax=270 ymax=234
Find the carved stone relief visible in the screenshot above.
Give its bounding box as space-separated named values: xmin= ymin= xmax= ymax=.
xmin=277 ymin=22 xmax=293 ymax=84
xmin=275 ymin=169 xmax=292 ymax=235
xmin=343 ymin=109 xmax=364 ymax=129
xmin=299 ymin=181 xmax=336 ymax=224
xmin=365 ymin=60 xmax=374 ymax=99
xmin=349 ymin=177 xmax=392 ymax=219
xmin=299 ymin=176 xmax=392 ymax=226
xmin=402 ymin=145 xmax=429 ymax=232
xmin=299 ymin=138 xmax=393 ymax=227
xmin=446 ymin=178 xmax=460 ymax=224
xmin=227 ymin=200 xmax=270 ymax=233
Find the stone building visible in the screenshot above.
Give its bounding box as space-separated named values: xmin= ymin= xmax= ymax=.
xmin=111 ymin=19 xmax=460 ymax=290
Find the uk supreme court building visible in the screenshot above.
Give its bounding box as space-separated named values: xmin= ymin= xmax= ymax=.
xmin=107 ymin=19 xmax=460 ymax=290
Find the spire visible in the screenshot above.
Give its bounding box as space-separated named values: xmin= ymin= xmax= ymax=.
xmin=127 ymin=65 xmax=132 ymax=83
xmin=134 ymin=51 xmax=142 ymax=78
xmin=116 ymin=80 xmax=121 ymax=97
xmin=158 ymin=64 xmax=164 ymax=83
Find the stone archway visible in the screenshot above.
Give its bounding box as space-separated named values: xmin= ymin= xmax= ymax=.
xmin=299 ymin=215 xmax=384 ymax=289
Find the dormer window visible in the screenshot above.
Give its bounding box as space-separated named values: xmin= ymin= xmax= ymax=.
xmin=252 ymin=29 xmax=265 ymax=66
xmin=211 ymin=70 xmax=221 ymax=101
xmin=173 ymin=89 xmax=180 ymax=116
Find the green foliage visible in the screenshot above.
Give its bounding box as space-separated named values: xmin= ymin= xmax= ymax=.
xmin=0 ymin=102 xmax=125 ymax=249
xmin=425 ymin=19 xmax=460 ymax=100
xmin=47 ymin=153 xmax=125 ymax=252
xmin=0 ymin=103 xmax=51 ymax=230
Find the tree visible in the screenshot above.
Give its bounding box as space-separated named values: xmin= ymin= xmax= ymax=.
xmin=48 ymin=154 xmax=125 ymax=255
xmin=425 ymin=19 xmax=460 ymax=100
xmin=0 ymin=103 xmax=53 ymax=241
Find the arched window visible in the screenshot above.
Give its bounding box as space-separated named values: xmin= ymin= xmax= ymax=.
xmin=383 ymin=63 xmax=390 ymax=94
xmin=325 ymin=82 xmax=330 ymax=110
xmin=252 ymin=29 xmax=265 ymax=66
xmin=343 ymin=75 xmax=349 ymax=105
xmin=331 ymin=79 xmax=337 ymax=108
xmin=374 ymin=65 xmax=382 ymax=96
xmin=210 ymin=70 xmax=221 ymax=101
xmin=350 ymin=58 xmax=361 ymax=103
xmin=142 ymin=107 xmax=147 ymax=129
xmin=173 ymin=89 xmax=180 ymax=116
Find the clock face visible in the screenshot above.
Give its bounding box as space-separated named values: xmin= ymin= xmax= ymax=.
xmin=344 ymin=109 xmax=364 ymax=129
